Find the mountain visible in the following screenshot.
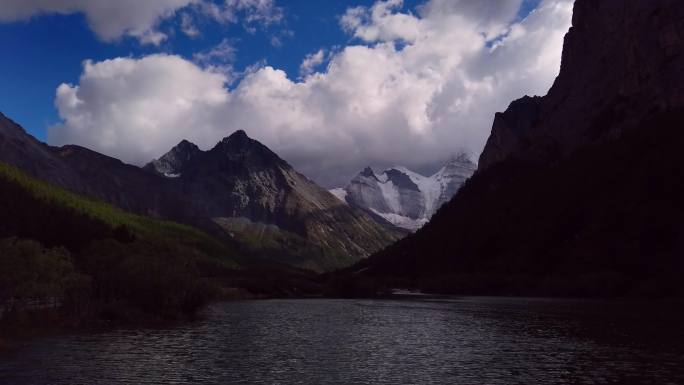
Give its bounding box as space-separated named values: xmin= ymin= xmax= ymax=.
xmin=351 ymin=0 xmax=684 ymax=297
xmin=0 ymin=115 xmax=395 ymax=272
xmin=143 ymin=139 xmax=201 ymax=178
xmin=0 ymin=112 xmax=191 ymax=220
xmin=331 ymin=155 xmax=476 ymax=230
xmin=144 ymin=130 xmax=396 ymax=271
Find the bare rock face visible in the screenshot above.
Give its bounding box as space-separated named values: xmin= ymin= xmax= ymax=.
xmin=479 ymin=0 xmax=684 ymax=170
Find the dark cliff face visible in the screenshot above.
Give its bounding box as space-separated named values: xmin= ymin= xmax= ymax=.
xmin=479 ymin=0 xmax=684 ymax=170
xmin=358 ymin=0 xmax=684 ymax=296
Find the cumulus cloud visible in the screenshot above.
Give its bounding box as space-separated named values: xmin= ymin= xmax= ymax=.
xmin=0 ymin=0 xmax=196 ymax=44
xmin=52 ymin=55 xmax=230 ymax=164
xmin=341 ymin=0 xmax=421 ymax=43
xmin=0 ymin=0 xmax=283 ymax=44
xmin=49 ymin=0 xmax=574 ymax=187
xmin=299 ymin=49 xmax=327 ymax=78
xmin=193 ymin=38 xmax=238 ymax=79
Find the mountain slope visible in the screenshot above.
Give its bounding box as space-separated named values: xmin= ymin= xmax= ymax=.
xmin=144 ymin=131 xmax=397 ymax=271
xmin=354 ymin=0 xmax=684 ymax=297
xmin=0 ymin=112 xmax=191 ymax=220
xmin=334 ymin=156 xmax=475 ymax=230
xmin=0 ymin=116 xmax=396 ymax=272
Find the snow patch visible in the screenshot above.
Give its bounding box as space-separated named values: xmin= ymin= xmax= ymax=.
xmin=370 ymin=209 xmax=428 ymax=231
xmin=329 ymin=187 xmax=348 ymax=203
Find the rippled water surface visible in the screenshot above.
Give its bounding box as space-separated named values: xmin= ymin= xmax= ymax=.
xmin=2 ymin=297 xmax=684 ymax=384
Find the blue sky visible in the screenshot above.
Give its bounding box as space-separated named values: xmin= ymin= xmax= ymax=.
xmin=0 ymin=0 xmax=417 ymax=140
xmin=0 ymin=0 xmax=568 ymax=186
xmin=1 ymin=0 xmax=540 ymax=142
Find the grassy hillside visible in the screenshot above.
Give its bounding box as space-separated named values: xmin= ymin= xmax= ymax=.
xmin=0 ymin=161 xmax=243 ymax=324
xmin=0 ymin=161 xmax=239 ymax=264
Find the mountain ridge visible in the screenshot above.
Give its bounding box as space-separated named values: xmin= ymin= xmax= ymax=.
xmin=0 ymin=116 xmax=396 ymax=271
xmin=333 ymin=156 xmax=476 ymax=230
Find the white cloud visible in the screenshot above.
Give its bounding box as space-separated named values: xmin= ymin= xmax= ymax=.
xmin=193 ymin=38 xmax=238 ymax=80
xmin=0 ymin=0 xmax=283 ymax=44
xmin=227 ymin=0 xmax=282 ymax=25
xmin=180 ymin=12 xmax=200 ymax=37
xmin=52 ymin=55 xmax=230 ymax=164
xmin=191 ymin=0 xmax=282 ymax=28
xmin=0 ymin=0 xmax=196 ymax=44
xmin=299 ymin=49 xmax=327 ymax=77
xmin=49 ymin=0 xmax=574 ymax=187
xmin=341 ymin=0 xmax=421 ymax=43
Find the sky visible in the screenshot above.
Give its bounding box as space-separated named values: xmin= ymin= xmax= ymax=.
xmin=0 ymin=0 xmax=574 ymax=187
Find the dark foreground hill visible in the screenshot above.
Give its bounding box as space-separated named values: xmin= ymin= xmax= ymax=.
xmin=350 ymin=0 xmax=684 ymax=297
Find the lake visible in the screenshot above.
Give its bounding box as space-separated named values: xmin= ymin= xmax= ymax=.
xmin=1 ymin=297 xmax=683 ymax=384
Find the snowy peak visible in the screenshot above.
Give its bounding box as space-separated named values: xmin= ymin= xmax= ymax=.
xmin=333 ymin=154 xmax=476 ymax=231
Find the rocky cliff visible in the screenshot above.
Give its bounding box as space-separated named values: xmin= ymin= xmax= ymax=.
xmin=355 ymin=0 xmax=684 ymax=297
xmin=480 ymin=0 xmax=684 ymax=169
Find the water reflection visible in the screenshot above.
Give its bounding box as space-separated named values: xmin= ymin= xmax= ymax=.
xmin=1 ymin=297 xmax=683 ymax=384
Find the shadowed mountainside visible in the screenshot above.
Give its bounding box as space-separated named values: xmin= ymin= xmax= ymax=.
xmin=350 ymin=0 xmax=684 ymax=297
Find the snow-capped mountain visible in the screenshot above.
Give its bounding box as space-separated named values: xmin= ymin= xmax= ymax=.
xmin=332 ymin=154 xmax=476 ymax=231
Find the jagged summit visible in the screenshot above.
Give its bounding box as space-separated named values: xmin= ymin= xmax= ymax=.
xmin=224 ymin=129 xmax=248 ymax=140
xmin=210 ymin=130 xmax=287 ymax=169
xmin=334 ymin=156 xmax=476 ymax=231
xmin=144 ymin=138 xmax=201 ymax=178
xmin=145 ymin=130 xmax=289 ymax=177
xmin=177 ymin=139 xmax=198 ymax=147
